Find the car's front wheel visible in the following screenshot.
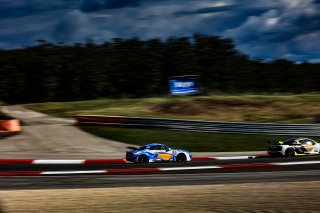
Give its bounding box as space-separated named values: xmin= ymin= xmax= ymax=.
xmin=176 ymin=153 xmax=187 ymax=162
xmin=285 ymin=149 xmax=295 ymax=157
xmin=137 ymin=155 xmax=149 ymax=163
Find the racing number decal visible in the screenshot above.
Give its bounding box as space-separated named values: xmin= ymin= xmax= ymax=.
xmin=304 ymin=145 xmax=314 ymax=152
xmin=157 ymin=153 xmax=172 ymax=160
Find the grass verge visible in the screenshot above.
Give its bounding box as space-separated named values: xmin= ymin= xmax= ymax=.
xmin=26 ymin=93 xmax=320 ymax=123
xmin=25 ymin=94 xmax=320 ymax=151
xmin=79 ymin=126 xmax=320 ymax=152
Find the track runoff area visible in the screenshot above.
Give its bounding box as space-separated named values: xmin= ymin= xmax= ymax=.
xmin=1 ymin=154 xmax=320 ymax=176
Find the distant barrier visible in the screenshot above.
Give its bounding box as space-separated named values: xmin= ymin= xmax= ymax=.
xmin=0 ymin=119 xmax=21 ymax=136
xmin=75 ymin=115 xmax=320 ymax=136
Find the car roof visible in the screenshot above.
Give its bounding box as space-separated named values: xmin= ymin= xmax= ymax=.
xmin=286 ymin=137 xmax=312 ymax=141
xmin=283 ymin=137 xmax=317 ymax=144
xmin=295 ymin=138 xmax=314 ymax=141
xmin=145 ymin=143 xmax=166 ymax=147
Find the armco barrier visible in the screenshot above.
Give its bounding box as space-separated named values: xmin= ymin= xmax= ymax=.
xmin=75 ymin=115 xmax=126 ymax=127
xmin=75 ymin=115 xmax=320 ymax=136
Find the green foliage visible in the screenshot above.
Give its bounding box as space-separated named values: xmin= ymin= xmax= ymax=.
xmin=1 ymin=35 xmax=320 ymax=103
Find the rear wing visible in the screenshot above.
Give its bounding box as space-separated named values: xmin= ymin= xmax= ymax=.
xmin=127 ymin=146 xmax=138 ymax=150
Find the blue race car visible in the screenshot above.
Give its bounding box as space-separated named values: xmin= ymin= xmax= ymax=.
xmin=126 ymin=143 xmax=192 ymax=163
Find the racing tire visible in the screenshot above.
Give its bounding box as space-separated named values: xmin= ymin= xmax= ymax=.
xmin=137 ymin=155 xmax=149 ymax=163
xmin=176 ymin=153 xmax=187 ymax=162
xmin=285 ymin=149 xmax=295 ymax=157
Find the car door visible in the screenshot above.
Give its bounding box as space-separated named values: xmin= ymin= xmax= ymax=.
xmin=301 ymin=139 xmax=316 ymax=153
xmin=306 ymin=139 xmax=318 ymax=154
xmin=156 ymin=145 xmax=173 ymax=161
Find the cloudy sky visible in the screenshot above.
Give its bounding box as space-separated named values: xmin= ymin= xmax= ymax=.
xmin=1 ymin=0 xmax=320 ymax=62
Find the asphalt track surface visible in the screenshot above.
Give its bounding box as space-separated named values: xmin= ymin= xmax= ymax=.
xmin=1 ymin=105 xmax=320 ymax=191
xmin=1 ymin=155 xmax=320 ymax=190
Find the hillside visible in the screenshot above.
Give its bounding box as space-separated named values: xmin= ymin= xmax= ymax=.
xmin=26 ymin=94 xmax=320 ymax=124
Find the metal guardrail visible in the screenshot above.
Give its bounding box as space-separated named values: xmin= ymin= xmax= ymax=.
xmin=75 ymin=115 xmax=320 ymax=136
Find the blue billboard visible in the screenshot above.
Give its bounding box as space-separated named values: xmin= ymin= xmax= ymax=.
xmin=169 ymin=75 xmax=199 ymax=95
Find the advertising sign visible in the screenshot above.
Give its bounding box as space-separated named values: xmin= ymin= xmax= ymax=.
xmin=169 ymin=75 xmax=199 ymax=95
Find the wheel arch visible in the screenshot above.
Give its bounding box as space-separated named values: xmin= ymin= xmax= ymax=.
xmin=175 ymin=151 xmax=192 ymax=161
xmin=285 ymin=147 xmax=296 ymax=157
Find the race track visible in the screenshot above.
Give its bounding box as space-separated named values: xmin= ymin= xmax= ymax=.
xmin=2 ymin=106 xmax=320 ymax=212
xmin=1 ymin=155 xmax=320 ymax=189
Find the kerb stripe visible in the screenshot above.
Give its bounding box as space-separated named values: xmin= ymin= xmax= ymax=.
xmin=0 ymin=159 xmax=34 ymax=164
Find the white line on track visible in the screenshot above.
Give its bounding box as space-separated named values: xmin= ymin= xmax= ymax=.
xmin=276 ymin=161 xmax=320 ymax=166
xmin=42 ymin=170 xmax=107 ymax=175
xmin=160 ymin=166 xmax=221 ymax=171
xmin=33 ymin=160 xmax=85 ymax=164
xmin=215 ymin=156 xmax=252 ymax=160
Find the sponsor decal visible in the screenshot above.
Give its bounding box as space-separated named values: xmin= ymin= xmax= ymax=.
xmin=157 ymin=154 xmax=172 ymax=160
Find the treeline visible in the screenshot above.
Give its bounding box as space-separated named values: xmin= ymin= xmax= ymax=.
xmin=0 ymin=34 xmax=320 ymax=103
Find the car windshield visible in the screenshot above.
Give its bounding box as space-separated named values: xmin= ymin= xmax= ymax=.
xmin=137 ymin=146 xmax=146 ymax=150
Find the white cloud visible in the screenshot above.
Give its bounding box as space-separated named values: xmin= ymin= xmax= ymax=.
xmin=291 ymin=32 xmax=320 ymax=53
xmin=266 ymin=17 xmax=279 ymax=27
xmin=222 ymin=0 xmax=320 ymax=61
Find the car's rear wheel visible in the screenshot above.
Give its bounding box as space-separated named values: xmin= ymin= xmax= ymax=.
xmin=285 ymin=149 xmax=295 ymax=157
xmin=137 ymin=155 xmax=149 ymax=163
xmin=176 ymin=153 xmax=187 ymax=162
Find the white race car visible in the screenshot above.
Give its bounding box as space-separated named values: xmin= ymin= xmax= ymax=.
xmin=268 ymin=137 xmax=320 ymax=157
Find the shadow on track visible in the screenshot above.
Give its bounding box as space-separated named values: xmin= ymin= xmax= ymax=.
xmin=0 ymin=199 xmax=5 ymax=213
